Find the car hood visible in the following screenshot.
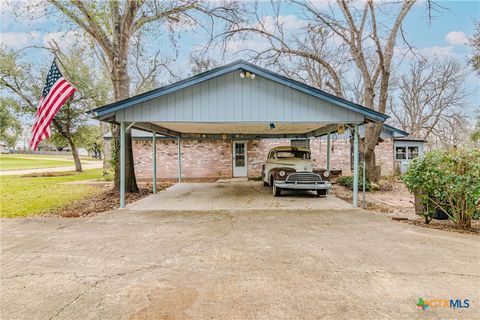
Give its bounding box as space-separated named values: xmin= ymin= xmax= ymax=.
xmin=268 ymin=158 xmax=313 ymax=171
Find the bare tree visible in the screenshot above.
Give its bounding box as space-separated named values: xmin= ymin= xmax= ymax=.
xmin=217 ymin=0 xmax=421 ymax=181
xmin=389 ymin=57 xmax=469 ymax=143
xmin=38 ymin=0 xmax=242 ymax=192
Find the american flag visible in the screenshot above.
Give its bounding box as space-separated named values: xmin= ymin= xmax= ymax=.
xmin=29 ymin=60 xmax=76 ymax=150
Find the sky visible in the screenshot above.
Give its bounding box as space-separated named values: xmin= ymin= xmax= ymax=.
xmin=1 ymin=0 xmax=479 ymax=114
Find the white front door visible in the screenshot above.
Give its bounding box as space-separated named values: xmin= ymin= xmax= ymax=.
xmin=233 ymin=141 xmax=247 ymax=177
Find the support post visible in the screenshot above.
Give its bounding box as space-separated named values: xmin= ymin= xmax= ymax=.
xmin=353 ymin=124 xmax=359 ymax=208
xmin=362 ymin=157 xmax=366 ymax=209
xmin=326 ymin=132 xmax=331 ymax=174
xmin=152 ymin=132 xmax=157 ymax=194
xmin=177 ymin=137 xmax=182 ymax=182
xmin=120 ymin=122 xmax=126 ymax=208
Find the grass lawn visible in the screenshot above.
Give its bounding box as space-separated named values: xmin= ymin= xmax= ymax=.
xmin=0 ymin=168 xmax=106 ymax=218
xmin=0 ymin=154 xmax=74 ymax=171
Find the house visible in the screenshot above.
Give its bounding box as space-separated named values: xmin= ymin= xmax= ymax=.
xmin=91 ymin=60 xmax=390 ymax=207
xmin=103 ymin=123 xmax=424 ymax=179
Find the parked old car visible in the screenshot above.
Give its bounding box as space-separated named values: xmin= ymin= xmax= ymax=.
xmin=261 ymin=146 xmax=331 ymax=197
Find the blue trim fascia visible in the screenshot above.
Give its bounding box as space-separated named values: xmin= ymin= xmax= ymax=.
xmin=383 ymin=124 xmax=409 ymax=137
xmin=91 ymin=60 xmax=388 ymax=122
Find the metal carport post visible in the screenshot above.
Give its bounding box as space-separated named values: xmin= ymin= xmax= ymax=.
xmin=152 ymin=132 xmax=157 ymax=194
xmin=352 ymin=124 xmax=359 ymax=208
xmin=120 ymin=122 xmax=125 ymax=208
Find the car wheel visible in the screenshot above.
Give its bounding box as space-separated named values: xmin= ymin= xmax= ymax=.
xmin=316 ymin=189 xmax=327 ymax=197
xmin=273 ymin=181 xmax=282 ymax=197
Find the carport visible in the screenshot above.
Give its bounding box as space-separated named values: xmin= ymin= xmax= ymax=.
xmin=91 ymin=60 xmax=388 ymax=208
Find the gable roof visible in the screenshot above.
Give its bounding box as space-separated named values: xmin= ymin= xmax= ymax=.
xmin=383 ymin=124 xmax=408 ymax=137
xmin=91 ymin=60 xmax=388 ymax=123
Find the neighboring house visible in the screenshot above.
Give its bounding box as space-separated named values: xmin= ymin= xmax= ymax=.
xmin=392 ymin=137 xmax=426 ymax=174
xmin=103 ymin=123 xmax=424 ymax=179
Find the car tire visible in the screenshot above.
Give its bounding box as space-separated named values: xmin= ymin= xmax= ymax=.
xmin=273 ymin=181 xmax=282 ymax=197
xmin=316 ymin=189 xmax=327 ymax=197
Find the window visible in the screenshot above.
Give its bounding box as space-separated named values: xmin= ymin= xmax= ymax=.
xmin=276 ymin=150 xmax=310 ymax=159
xmin=395 ymin=147 xmax=406 ymax=160
xmin=408 ymin=146 xmax=419 ymax=159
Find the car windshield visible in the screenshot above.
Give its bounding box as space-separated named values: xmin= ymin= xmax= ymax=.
xmin=276 ymin=151 xmax=310 ymax=159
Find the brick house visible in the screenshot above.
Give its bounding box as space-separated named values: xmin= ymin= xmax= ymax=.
xmin=103 ymin=123 xmax=418 ymax=180
xmin=91 ymin=60 xmax=397 ymax=207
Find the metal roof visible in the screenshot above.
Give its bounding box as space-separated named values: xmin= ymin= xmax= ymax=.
xmin=383 ymin=124 xmax=409 ymax=137
xmin=91 ymin=60 xmax=388 ymax=123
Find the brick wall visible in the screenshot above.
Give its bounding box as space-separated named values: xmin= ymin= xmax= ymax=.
xmin=133 ymin=139 xmax=232 ymax=180
xmin=130 ymin=137 xmax=394 ymax=180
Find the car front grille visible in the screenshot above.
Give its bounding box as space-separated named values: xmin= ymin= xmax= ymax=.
xmin=286 ymin=172 xmax=323 ymax=183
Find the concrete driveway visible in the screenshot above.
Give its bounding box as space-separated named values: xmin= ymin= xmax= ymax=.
xmin=1 ymin=208 xmax=479 ymax=319
xmin=128 ymin=180 xmax=352 ymax=211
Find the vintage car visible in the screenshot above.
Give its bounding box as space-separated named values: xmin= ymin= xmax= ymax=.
xmin=261 ymin=146 xmax=331 ymax=197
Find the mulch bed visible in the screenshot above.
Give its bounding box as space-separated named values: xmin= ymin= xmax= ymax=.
xmin=331 ymin=183 xmax=479 ymax=235
xmin=55 ymin=183 xmax=172 ymax=217
xmin=400 ymin=219 xmax=480 ymax=235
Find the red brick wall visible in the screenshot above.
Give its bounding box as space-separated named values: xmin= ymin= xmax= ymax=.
xmin=131 ymin=137 xmax=394 ymax=180
xmin=133 ymin=139 xmax=232 ymax=180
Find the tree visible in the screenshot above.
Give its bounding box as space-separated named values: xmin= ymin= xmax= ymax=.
xmin=189 ymin=55 xmax=220 ymax=75
xmin=0 ymin=44 xmax=109 ymax=171
xmin=0 ymin=99 xmax=23 ymax=149
xmin=42 ymin=0 xmax=241 ymax=192
xmin=469 ymin=20 xmax=480 ymax=75
xmin=471 ymin=116 xmax=480 ymax=146
xmin=75 ymin=125 xmax=103 ymax=159
xmin=389 ymin=56 xmax=469 ymax=143
xmin=219 ymin=0 xmax=423 ymax=181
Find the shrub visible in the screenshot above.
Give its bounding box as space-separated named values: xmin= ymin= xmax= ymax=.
xmin=402 ymin=148 xmax=480 ymax=228
xmin=337 ymin=175 xmax=371 ymax=192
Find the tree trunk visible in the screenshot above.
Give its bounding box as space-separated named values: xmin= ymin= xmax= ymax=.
xmin=66 ymin=134 xmax=82 ymax=172
xmin=100 ymin=122 xmax=110 ymax=168
xmin=363 ymin=122 xmax=383 ymax=182
xmin=111 ymin=57 xmax=138 ymax=193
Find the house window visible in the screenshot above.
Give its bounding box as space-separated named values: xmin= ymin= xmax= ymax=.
xmin=408 ymin=146 xmax=419 ymax=159
xmin=395 ymin=147 xmax=406 ymax=160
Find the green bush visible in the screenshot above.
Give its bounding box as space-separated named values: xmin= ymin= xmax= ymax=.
xmin=402 ymin=148 xmax=480 ymax=228
xmin=337 ymin=175 xmax=371 ymax=191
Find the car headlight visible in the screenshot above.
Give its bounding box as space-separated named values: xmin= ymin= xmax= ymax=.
xmin=323 ymin=171 xmax=330 ymax=178
xmin=279 ymin=170 xmax=286 ymax=177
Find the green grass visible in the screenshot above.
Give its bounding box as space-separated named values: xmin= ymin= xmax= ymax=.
xmin=0 ymin=168 xmax=105 ymax=218
xmin=0 ymin=154 xmax=74 ymax=171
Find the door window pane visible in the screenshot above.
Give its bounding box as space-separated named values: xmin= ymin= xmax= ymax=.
xmin=235 ymin=143 xmax=245 ymax=167
xmin=395 ymin=147 xmax=406 ymax=160
xmin=235 ymin=156 xmax=245 ymax=167
xmin=408 ymin=146 xmax=419 ymax=159
xmin=235 ymin=143 xmax=244 ymax=155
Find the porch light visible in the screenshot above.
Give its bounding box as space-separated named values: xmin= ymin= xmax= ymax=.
xmin=240 ymin=70 xmax=256 ymax=79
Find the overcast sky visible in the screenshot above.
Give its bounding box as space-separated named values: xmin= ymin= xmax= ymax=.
xmin=1 ymin=0 xmax=479 ymax=114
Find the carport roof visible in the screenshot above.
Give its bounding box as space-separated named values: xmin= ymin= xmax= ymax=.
xmin=90 ymin=60 xmax=388 ymax=123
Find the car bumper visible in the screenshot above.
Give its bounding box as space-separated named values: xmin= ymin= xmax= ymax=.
xmin=274 ymin=181 xmax=332 ymax=190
